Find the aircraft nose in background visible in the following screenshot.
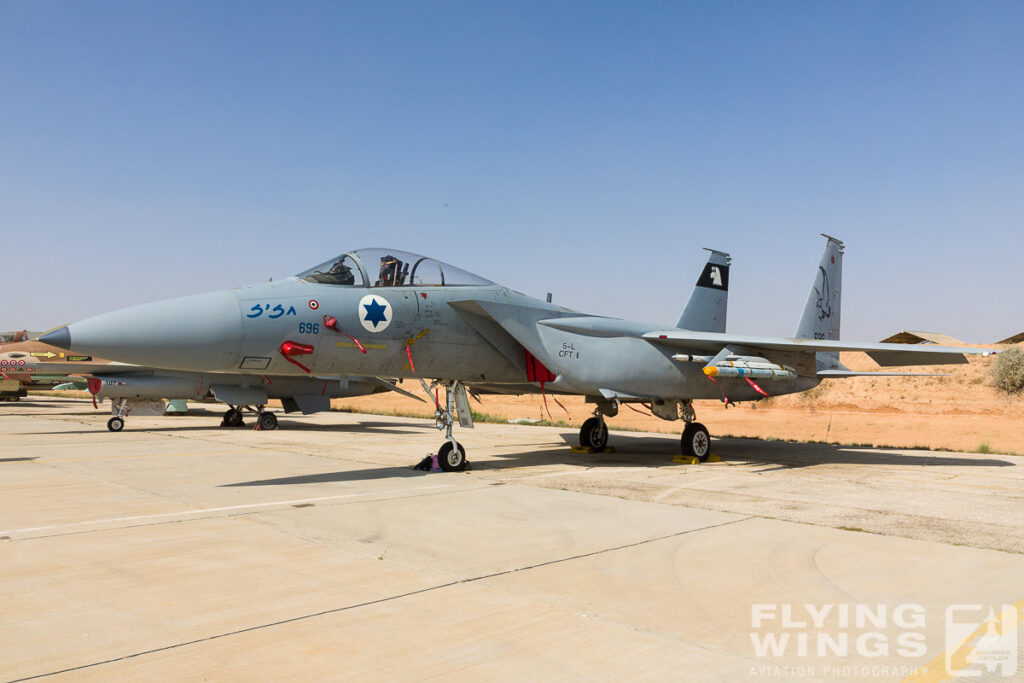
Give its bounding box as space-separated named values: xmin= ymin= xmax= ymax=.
xmin=39 ymin=326 xmax=71 ymax=350
xmin=43 ymin=290 xmax=244 ymax=372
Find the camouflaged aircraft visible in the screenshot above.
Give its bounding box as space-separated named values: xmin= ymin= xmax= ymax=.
xmin=0 ymin=335 xmax=405 ymax=430
xmin=42 ymin=237 xmax=993 ymax=471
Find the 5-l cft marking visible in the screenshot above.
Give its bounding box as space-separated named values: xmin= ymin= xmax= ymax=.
xmin=559 ymin=342 xmax=580 ymax=359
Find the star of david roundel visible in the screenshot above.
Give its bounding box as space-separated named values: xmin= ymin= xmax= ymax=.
xmin=358 ymin=294 xmax=393 ymax=333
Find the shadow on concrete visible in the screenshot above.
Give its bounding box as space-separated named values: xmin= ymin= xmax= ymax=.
xmin=534 ymin=432 xmax=1016 ymax=469
xmin=0 ymin=457 xmax=38 ymax=463
xmin=220 ymin=430 xmax=1016 ymax=487
xmin=0 ymin=402 xmax=89 ymax=410
xmin=223 ymin=466 xmax=427 ymax=487
xmin=16 ymin=417 xmax=433 ymax=437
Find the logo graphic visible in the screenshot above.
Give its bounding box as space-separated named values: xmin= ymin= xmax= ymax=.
xmin=946 ymin=605 xmax=1019 ymax=677
xmin=814 ymin=266 xmax=832 ymax=321
xmin=358 ymin=294 xmax=392 ymax=333
xmin=698 ymin=262 xmax=728 ymax=290
xmin=308 ymin=299 xmax=319 ymax=310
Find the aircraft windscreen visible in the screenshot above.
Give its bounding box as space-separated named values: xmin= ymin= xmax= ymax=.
xmin=298 ymin=249 xmax=493 ymax=287
xmin=298 ymin=254 xmax=364 ymax=286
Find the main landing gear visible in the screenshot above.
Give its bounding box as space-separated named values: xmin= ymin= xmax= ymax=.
xmin=581 ymin=397 xmax=714 ymax=460
xmin=680 ymin=422 xmax=711 ymax=459
xmin=579 ymin=416 xmax=609 ymax=451
xmin=677 ymin=400 xmax=711 ymax=460
xmin=579 ymin=399 xmax=617 ymax=452
xmin=220 ymin=405 xmax=279 ymax=430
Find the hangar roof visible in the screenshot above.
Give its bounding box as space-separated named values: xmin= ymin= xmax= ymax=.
xmin=879 ymin=331 xmax=966 ymax=345
xmin=997 ymin=332 xmax=1024 ymax=345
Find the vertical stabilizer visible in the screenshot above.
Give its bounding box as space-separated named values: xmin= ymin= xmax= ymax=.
xmin=677 ymin=249 xmax=731 ymax=332
xmin=796 ymin=235 xmax=844 ymax=370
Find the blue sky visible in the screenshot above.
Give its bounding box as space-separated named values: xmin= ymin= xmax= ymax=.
xmin=2 ymin=1 xmax=1021 ymax=341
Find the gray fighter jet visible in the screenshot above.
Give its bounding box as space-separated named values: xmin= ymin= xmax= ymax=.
xmin=1 ymin=335 xmax=408 ymax=431
xmin=42 ymin=237 xmax=992 ymax=470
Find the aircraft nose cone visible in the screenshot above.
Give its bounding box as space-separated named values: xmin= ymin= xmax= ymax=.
xmin=39 ymin=326 xmax=71 ymax=350
xmin=59 ymin=290 xmax=243 ymax=371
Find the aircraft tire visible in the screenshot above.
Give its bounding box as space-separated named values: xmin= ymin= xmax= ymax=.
xmin=258 ymin=412 xmax=278 ymax=431
xmin=438 ymin=440 xmax=467 ymax=472
xmin=579 ymin=417 xmax=608 ymax=452
xmin=107 ymin=416 xmax=125 ymax=432
xmin=222 ymin=408 xmax=244 ymax=427
xmin=681 ymin=422 xmax=710 ymax=459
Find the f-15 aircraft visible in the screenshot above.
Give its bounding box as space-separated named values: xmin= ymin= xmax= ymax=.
xmin=1 ymin=336 xmax=406 ymax=431
xmin=42 ymin=237 xmax=992 ymax=470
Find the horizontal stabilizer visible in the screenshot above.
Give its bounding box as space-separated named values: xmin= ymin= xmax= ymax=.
xmin=865 ymin=351 xmax=967 ymax=367
xmin=644 ymin=329 xmax=994 ymax=366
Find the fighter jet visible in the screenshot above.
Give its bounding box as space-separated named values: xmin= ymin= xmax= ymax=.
xmin=42 ymin=237 xmax=992 ymax=470
xmin=1 ymin=336 xmax=410 ymax=430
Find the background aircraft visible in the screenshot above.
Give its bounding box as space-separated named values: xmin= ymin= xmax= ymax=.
xmin=42 ymin=238 xmax=992 ymax=470
xmin=0 ymin=336 xmax=408 ymax=431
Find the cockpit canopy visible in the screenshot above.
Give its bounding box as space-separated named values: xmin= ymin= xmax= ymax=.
xmin=297 ymin=248 xmax=494 ymax=288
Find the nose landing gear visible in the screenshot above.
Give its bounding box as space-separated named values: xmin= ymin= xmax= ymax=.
xmin=107 ymin=398 xmax=129 ymax=432
xmin=423 ymin=379 xmax=470 ymax=472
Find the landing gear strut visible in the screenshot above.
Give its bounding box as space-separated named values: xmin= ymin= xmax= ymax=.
xmin=107 ymin=398 xmax=129 ymax=432
xmin=429 ymin=380 xmax=467 ymax=472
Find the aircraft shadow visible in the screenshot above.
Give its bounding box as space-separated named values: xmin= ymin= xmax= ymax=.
xmin=2 ymin=401 xmax=82 ymax=409
xmin=223 ymin=466 xmax=426 ymax=487
xmin=217 ymin=430 xmax=1015 ymax=487
xmin=530 ymin=432 xmax=1014 ymax=469
xmin=15 ymin=417 xmax=432 ymax=437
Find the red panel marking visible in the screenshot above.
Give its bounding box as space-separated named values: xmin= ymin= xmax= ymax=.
xmin=524 ymin=350 xmax=556 ymax=383
xmin=279 ymin=341 xmax=314 ymax=374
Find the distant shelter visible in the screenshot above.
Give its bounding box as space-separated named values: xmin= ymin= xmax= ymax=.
xmin=996 ymin=332 xmax=1024 ymax=345
xmin=880 ymin=331 xmax=967 ymax=345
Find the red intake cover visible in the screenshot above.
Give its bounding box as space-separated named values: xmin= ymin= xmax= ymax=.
xmin=524 ymin=350 xmax=556 ymax=383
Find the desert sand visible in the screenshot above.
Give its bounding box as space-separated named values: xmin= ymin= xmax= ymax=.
xmin=338 ymin=350 xmax=1023 ymax=455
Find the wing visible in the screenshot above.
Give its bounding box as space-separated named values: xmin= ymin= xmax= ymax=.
xmin=537 ymin=317 xmax=995 ymax=367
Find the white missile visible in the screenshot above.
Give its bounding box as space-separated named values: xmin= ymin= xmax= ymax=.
xmin=702 ymin=359 xmax=796 ymax=380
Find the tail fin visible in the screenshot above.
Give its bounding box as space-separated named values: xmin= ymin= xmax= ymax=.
xmin=795 ymin=234 xmax=844 ymax=370
xmin=676 ymin=249 xmax=731 ymax=332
